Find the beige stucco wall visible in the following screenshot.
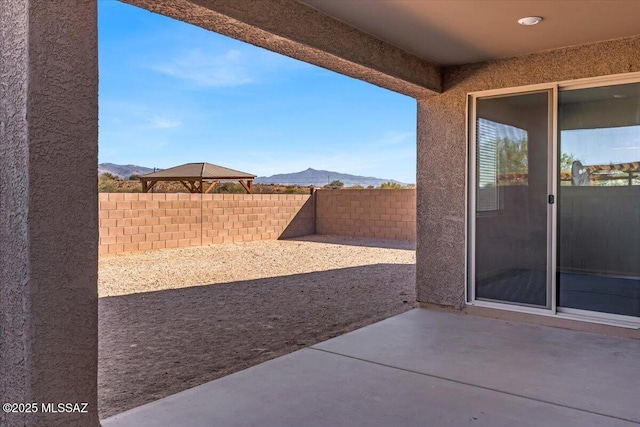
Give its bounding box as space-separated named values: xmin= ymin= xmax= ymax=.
xmin=316 ymin=189 xmax=416 ymax=241
xmin=416 ymin=35 xmax=640 ymax=309
xmin=0 ymin=1 xmax=100 ymax=426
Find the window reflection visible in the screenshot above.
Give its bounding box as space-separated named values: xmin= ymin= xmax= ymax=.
xmin=561 ymin=126 xmax=640 ymax=187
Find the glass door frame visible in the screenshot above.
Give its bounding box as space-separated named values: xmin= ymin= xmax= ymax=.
xmin=466 ymin=72 xmax=640 ymax=327
xmin=466 ymin=84 xmax=558 ymax=315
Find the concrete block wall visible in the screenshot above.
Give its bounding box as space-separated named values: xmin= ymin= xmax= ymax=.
xmin=99 ymin=190 xmax=415 ymax=255
xmin=99 ymin=193 xmax=312 ymax=255
xmin=315 ymin=189 xmax=416 ymax=241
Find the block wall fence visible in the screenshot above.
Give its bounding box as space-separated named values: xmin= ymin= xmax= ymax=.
xmin=98 ymin=189 xmax=416 ymax=256
xmin=316 ymin=189 xmax=416 ymax=241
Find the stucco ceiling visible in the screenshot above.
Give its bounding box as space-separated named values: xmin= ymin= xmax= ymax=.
xmin=300 ymin=0 xmax=640 ymax=66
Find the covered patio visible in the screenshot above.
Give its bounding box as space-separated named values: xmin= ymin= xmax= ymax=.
xmin=103 ymin=308 xmax=640 ymax=427
xmin=3 ymin=1 xmax=640 ymax=426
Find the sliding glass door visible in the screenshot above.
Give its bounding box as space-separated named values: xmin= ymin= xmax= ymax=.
xmin=469 ymin=79 xmax=640 ymax=322
xmin=558 ymin=82 xmax=640 ymax=318
xmin=470 ymin=90 xmax=553 ymax=308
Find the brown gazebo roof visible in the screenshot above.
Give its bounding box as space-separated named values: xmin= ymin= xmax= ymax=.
xmin=141 ymin=162 xmax=255 ymax=180
xmin=139 ymin=162 xmax=256 ymax=194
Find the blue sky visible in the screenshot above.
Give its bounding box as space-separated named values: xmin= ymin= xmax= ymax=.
xmin=98 ymin=1 xmax=417 ymax=183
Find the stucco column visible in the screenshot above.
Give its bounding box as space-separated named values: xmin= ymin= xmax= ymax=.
xmin=415 ymin=97 xmax=467 ymax=309
xmin=0 ymin=1 xmax=99 ymax=426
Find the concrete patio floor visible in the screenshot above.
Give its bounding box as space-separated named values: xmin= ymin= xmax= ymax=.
xmin=102 ymin=308 xmax=640 ymax=427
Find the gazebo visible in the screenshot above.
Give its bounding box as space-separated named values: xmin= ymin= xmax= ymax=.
xmin=139 ymin=162 xmax=256 ymax=194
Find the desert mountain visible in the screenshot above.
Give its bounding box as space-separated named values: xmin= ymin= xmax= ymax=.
xmin=99 ymin=164 xmax=408 ymax=187
xmin=255 ymin=168 xmax=408 ymax=187
xmin=98 ymin=163 xmax=155 ymax=179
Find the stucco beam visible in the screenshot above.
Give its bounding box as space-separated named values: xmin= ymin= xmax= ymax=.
xmin=121 ymin=0 xmax=442 ymax=98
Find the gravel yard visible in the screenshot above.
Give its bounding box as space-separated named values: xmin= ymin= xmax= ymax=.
xmin=98 ymin=235 xmax=416 ymax=418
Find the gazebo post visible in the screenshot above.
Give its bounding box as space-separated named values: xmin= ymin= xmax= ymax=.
xmin=141 ymin=180 xmax=158 ymax=193
xmin=179 ymin=181 xmax=192 ymax=193
xmin=204 ymin=181 xmax=217 ymax=194
xmin=238 ymin=179 xmax=253 ymax=194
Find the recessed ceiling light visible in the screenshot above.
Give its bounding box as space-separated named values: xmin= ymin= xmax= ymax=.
xmin=518 ymin=16 xmax=543 ymax=26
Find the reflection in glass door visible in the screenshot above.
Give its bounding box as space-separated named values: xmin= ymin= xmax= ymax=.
xmin=558 ymin=82 xmax=640 ymax=318
xmin=472 ymin=91 xmax=552 ymax=307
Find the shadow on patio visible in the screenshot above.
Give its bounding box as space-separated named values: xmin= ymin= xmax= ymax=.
xmin=98 ymin=263 xmax=416 ymax=418
xmin=289 ymin=234 xmax=416 ymax=250
xmin=103 ymin=308 xmax=640 ymax=427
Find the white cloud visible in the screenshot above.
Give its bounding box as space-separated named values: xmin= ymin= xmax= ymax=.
xmin=150 ymin=116 xmax=182 ymax=129
xmin=152 ymin=48 xmax=255 ymax=87
xmin=101 ymin=101 xmax=184 ymax=131
xmin=611 ymin=146 xmax=640 ymax=150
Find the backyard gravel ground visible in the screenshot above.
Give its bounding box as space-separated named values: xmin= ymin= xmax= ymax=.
xmin=98 ymin=235 xmax=416 ymax=418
